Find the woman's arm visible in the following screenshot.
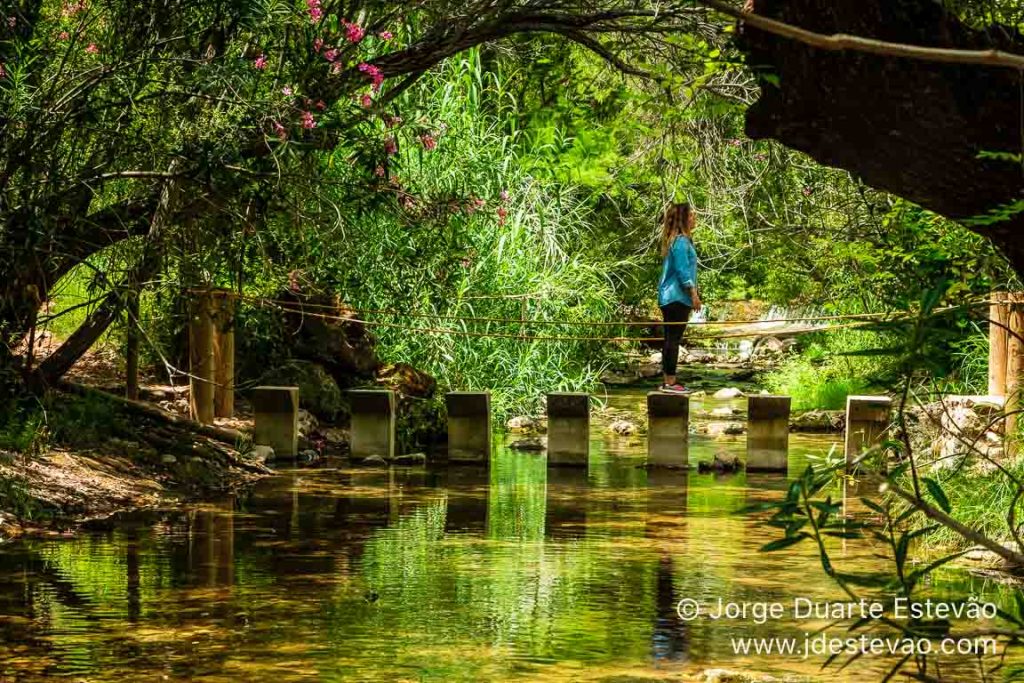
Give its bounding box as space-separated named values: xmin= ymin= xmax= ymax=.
xmin=674 ymin=239 xmax=701 ymax=311
xmin=672 ymin=239 xmax=702 ymax=311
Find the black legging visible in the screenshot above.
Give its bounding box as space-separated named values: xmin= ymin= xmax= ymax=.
xmin=660 ymin=302 xmax=692 ymax=377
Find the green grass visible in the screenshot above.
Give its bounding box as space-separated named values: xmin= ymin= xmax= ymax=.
xmin=902 ymin=458 xmax=1024 ymax=550
xmin=764 ymin=328 xmax=897 ymax=410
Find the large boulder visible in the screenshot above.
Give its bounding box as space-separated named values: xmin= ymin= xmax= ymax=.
xmin=906 ymin=396 xmax=1006 ymax=469
xmin=790 ymin=409 xmax=845 ymax=433
xmin=376 ymin=362 xmax=437 ymax=398
xmin=265 ymin=361 xmax=343 ymax=421
xmin=275 ymin=291 xmax=380 ymax=382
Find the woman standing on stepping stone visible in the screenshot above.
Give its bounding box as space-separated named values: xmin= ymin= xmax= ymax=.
xmin=657 ymin=202 xmax=701 ymax=394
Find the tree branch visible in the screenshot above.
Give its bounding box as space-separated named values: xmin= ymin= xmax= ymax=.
xmin=698 ymin=0 xmax=1024 ymax=69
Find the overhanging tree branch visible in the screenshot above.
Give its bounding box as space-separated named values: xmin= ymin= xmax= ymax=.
xmin=697 ymin=0 xmax=1024 ymax=69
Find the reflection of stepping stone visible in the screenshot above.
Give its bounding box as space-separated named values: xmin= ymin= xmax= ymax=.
xmin=698 ymin=455 xmax=743 ymax=474
xmin=509 ymin=437 xmax=545 ymax=451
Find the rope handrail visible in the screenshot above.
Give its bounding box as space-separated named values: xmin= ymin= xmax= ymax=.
xmin=251 ymin=300 xmax=933 ymax=344
xmin=190 ymin=289 xmax=991 ymax=329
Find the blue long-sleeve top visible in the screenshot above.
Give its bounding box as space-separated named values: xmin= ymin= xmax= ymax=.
xmin=658 ymin=235 xmax=698 ymax=308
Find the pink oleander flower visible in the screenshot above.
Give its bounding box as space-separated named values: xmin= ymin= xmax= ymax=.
xmin=62 ymin=1 xmax=86 ymax=16
xmin=282 ymin=85 xmax=293 ymax=96
xmin=358 ymin=62 xmax=384 ymax=91
xmin=0 ymin=62 xmax=6 ymax=79
xmin=85 ymin=42 xmax=99 ymax=54
xmin=384 ymin=137 xmax=397 ymax=156
xmin=313 ymin=38 xmax=324 ymax=53
xmin=343 ymin=20 xmax=365 ymax=44
xmin=323 ymin=48 xmax=338 ymax=62
xmin=330 ymin=62 xmax=344 ymax=75
xmin=273 ymin=121 xmax=288 ymax=140
xmin=383 ymin=114 xmax=403 ymax=128
xmin=379 ymin=30 xmax=394 ymax=41
xmin=497 ymin=206 xmax=508 ymax=226
xmin=499 ymin=189 xmax=509 ymax=202
xmin=253 ymin=54 xmax=267 ymax=70
xmin=288 ymin=269 xmax=302 ymax=293
xmin=360 ymin=93 xmax=373 ymax=108
xmin=307 ymin=0 xmax=323 ymax=23
xmin=58 ymin=30 xmax=70 ymax=40
xmin=374 ymin=165 xmax=386 ymax=177
xmin=419 ymin=133 xmax=436 ymax=151
xmin=315 ymin=99 xmax=326 ymax=111
xmin=7 ymin=16 xmax=16 ymax=27
xmin=301 ymin=111 xmax=316 ymax=129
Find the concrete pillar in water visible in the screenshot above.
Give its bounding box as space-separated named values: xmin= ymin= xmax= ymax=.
xmin=445 ymin=391 xmax=491 ymax=464
xmin=844 ymin=396 xmax=892 ymax=470
xmin=189 ymin=291 xmax=216 ymax=425
xmin=252 ymin=386 xmax=299 ymax=458
xmin=746 ymin=395 xmax=791 ymax=472
xmin=546 ymin=392 xmax=590 ymax=466
xmin=647 ymin=392 xmax=689 ymax=468
xmin=212 ymin=290 xmax=236 ymax=419
xmin=349 ymin=389 xmax=396 ymax=461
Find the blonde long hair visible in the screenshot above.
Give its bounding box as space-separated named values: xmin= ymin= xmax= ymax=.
xmin=660 ymin=203 xmax=692 ymax=257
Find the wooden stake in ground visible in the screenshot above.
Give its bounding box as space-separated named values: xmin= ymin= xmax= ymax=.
xmin=189 ymin=291 xmax=216 ymax=425
xmin=989 ymin=291 xmax=1009 ymax=398
xmin=1004 ymin=293 xmax=1024 ymax=443
xmin=212 ymin=290 xmax=236 ymax=419
xmin=125 ymin=289 xmax=140 ymax=401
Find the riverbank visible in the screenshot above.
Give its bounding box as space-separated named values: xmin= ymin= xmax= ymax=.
xmin=0 ymin=390 xmax=271 ymax=541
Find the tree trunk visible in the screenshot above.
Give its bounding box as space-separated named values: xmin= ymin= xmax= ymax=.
xmin=28 ymin=168 xmax=183 ymax=389
xmin=739 ymin=0 xmax=1024 ymax=272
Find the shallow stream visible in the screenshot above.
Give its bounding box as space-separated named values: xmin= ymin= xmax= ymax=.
xmin=0 ymin=389 xmax=1018 ymax=681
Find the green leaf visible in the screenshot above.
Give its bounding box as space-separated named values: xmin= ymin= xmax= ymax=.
xmin=923 ymin=477 xmax=951 ymax=513
xmin=760 ymin=534 xmax=809 ymax=552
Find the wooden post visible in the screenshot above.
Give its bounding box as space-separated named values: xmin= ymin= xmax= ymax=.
xmin=125 ymin=290 xmax=140 ymax=401
xmin=212 ymin=291 xmax=236 ymax=419
xmin=189 ymin=291 xmax=216 ymax=425
xmin=989 ymin=291 xmax=1009 ymax=398
xmin=1005 ymin=293 xmax=1024 ymax=440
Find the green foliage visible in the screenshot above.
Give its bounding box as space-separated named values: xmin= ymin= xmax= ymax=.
xmin=764 ymin=329 xmax=891 ymax=409
xmin=906 ymin=459 xmax=1024 ymax=550
xmin=0 ymin=400 xmax=48 ymax=455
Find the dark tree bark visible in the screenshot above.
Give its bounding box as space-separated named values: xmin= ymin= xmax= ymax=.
xmin=740 ymin=0 xmax=1024 ymax=272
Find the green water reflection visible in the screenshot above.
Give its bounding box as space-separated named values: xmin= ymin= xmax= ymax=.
xmin=0 ymin=404 xmax=1014 ymax=682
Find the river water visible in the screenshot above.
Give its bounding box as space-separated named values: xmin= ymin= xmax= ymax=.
xmin=0 ymin=390 xmax=1017 ymax=681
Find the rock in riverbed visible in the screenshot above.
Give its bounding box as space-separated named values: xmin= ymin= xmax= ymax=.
xmin=707 ymin=422 xmax=745 ymax=436
xmin=510 ymin=437 xmax=545 ymax=451
xmin=506 ymin=416 xmax=536 ymax=432
xmin=713 ymin=387 xmax=744 ymax=399
xmin=608 ymin=419 xmax=640 ymax=436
